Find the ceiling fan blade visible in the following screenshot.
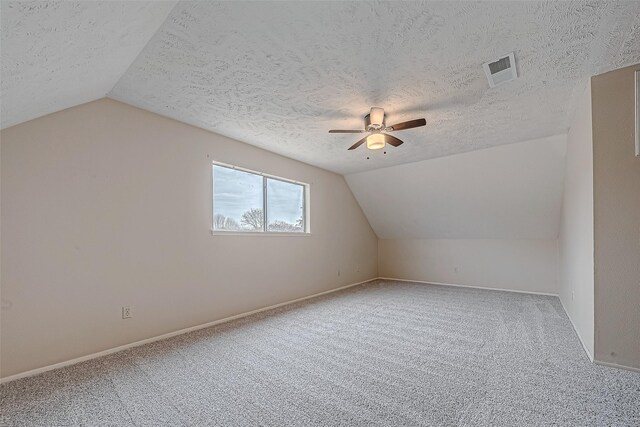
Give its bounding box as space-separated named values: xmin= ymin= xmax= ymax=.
xmin=383 ymin=134 xmax=404 ymax=147
xmin=387 ymin=118 xmax=426 ymax=131
xmin=348 ymin=135 xmax=368 ymax=150
xmin=329 ymin=129 xmax=364 ymax=133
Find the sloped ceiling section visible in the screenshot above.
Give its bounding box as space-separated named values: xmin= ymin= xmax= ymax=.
xmin=0 ymin=1 xmax=176 ymax=129
xmin=1 ymin=2 xmax=638 ymax=174
xmin=109 ymin=1 xmax=639 ymax=174
xmin=345 ymin=135 xmax=567 ymax=240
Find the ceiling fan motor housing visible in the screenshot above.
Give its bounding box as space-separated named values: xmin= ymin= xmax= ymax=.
xmin=364 ymin=112 xmax=386 ymax=131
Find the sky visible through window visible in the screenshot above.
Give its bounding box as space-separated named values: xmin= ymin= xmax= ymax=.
xmin=213 ymin=165 xmax=304 ymax=231
xmin=267 ymin=178 xmax=304 ymax=225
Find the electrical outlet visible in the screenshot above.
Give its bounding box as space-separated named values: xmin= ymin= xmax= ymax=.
xmin=122 ymin=306 xmax=132 ymax=319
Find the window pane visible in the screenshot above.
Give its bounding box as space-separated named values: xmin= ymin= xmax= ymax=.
xmin=213 ymin=165 xmax=263 ymax=231
xmin=266 ymin=178 xmax=304 ymax=232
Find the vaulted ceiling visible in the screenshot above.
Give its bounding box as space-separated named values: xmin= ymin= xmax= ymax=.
xmin=346 ymin=135 xmax=567 ymax=239
xmin=1 ymin=1 xmax=639 ymax=175
xmin=0 ymin=1 xmax=176 ymax=130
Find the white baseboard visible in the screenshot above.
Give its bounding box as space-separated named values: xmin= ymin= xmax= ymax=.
xmin=379 ymin=277 xmax=559 ymax=297
xmin=0 ymin=277 xmax=377 ymax=384
xmin=594 ymin=360 xmax=640 ymax=374
xmin=558 ymin=297 xmax=594 ymax=362
xmin=6 ymin=276 xmax=635 ymax=383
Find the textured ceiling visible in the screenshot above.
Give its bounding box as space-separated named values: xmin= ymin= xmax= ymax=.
xmin=2 ymin=1 xmax=639 ymax=174
xmin=109 ymin=0 xmax=640 ymax=174
xmin=345 ymin=135 xmax=567 ymax=240
xmin=0 ymin=1 xmax=176 ymax=129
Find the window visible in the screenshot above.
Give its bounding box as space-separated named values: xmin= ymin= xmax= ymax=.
xmin=213 ymin=163 xmax=308 ymax=234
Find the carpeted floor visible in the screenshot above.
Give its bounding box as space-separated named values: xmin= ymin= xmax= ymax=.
xmin=1 ymin=280 xmax=639 ymax=426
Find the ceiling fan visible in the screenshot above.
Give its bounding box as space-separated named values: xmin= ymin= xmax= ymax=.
xmin=329 ymin=107 xmax=426 ymax=151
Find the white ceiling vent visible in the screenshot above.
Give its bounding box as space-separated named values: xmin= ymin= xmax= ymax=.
xmin=483 ymin=52 xmax=518 ymax=88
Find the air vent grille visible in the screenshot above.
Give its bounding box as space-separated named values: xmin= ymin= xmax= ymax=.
xmin=488 ymin=56 xmax=510 ymax=74
xmin=483 ymin=52 xmax=518 ymax=88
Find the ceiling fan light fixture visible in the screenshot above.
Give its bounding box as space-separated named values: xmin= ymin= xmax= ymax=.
xmin=369 ymin=107 xmax=385 ymax=129
xmin=366 ymin=133 xmax=385 ymax=150
xmin=329 ymin=107 xmax=425 ymax=151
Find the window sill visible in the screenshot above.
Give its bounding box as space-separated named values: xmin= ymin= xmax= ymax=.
xmin=210 ymin=230 xmax=312 ymax=237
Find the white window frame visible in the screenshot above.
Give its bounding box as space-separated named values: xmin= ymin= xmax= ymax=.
xmin=211 ymin=161 xmax=311 ymax=236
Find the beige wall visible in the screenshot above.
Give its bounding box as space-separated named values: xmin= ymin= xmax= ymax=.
xmin=379 ymin=239 xmax=558 ymax=294
xmin=0 ymin=98 xmax=378 ymax=378
xmin=592 ymin=64 xmax=640 ymax=369
xmin=353 ymin=135 xmax=565 ymax=297
xmin=559 ymin=81 xmax=594 ymax=358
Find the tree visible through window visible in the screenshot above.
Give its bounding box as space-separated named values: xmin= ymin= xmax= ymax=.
xmin=213 ymin=164 xmax=307 ymax=233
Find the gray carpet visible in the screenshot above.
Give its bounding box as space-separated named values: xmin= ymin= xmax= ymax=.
xmin=1 ymin=280 xmax=639 ymax=426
